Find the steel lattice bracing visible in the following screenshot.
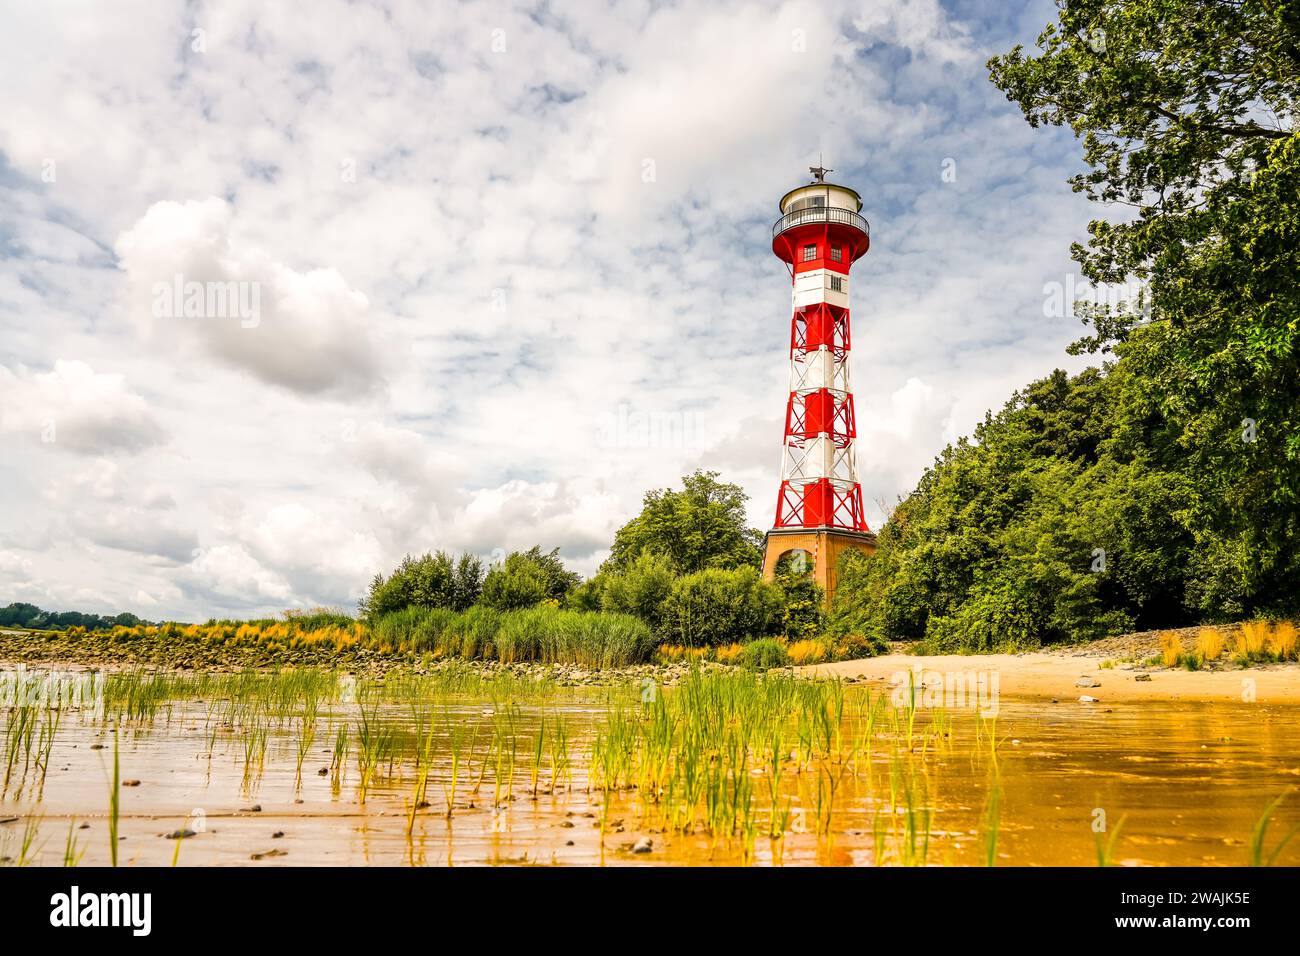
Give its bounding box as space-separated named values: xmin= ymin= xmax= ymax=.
xmin=769 ymin=185 xmax=871 ymax=534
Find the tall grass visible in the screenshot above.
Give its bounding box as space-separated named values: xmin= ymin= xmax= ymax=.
xmin=1248 ymin=792 xmax=1300 ymax=866
xmin=1237 ymin=621 xmax=1270 ymax=658
xmin=108 ymin=728 xmax=120 ymax=868
xmin=87 ymin=606 xmax=658 ymax=668
xmin=1267 ymin=622 xmax=1298 ymax=660
xmin=1158 ymin=631 xmax=1183 ymax=667
xmin=1195 ymin=627 xmax=1224 ymax=664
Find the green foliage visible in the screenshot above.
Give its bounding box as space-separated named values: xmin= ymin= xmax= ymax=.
xmin=832 ymin=368 xmax=1205 ymax=650
xmin=738 ymin=638 xmax=792 ymax=670
xmin=773 ymin=555 xmax=823 ymax=640
xmin=480 ymin=546 xmax=580 ymax=610
xmin=282 ymin=607 xmax=355 ymax=630
xmin=367 ymin=605 xmax=654 ymax=667
xmin=830 ymin=1 xmax=1300 ymax=651
xmin=360 ymin=551 xmax=484 ymax=620
xmin=986 ymin=0 xmax=1300 ymax=622
xmin=604 ymin=470 xmax=763 ymax=574
xmin=659 ymin=567 xmax=783 ymax=646
xmin=597 ymin=551 xmax=676 ymax=632
xmin=0 ymin=602 xmax=152 ymax=632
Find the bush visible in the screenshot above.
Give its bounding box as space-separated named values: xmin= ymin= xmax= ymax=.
xmin=599 ymin=552 xmax=675 ymax=632
xmin=660 ymin=567 xmax=783 ymax=646
xmin=738 ymin=638 xmax=791 ymax=670
xmin=360 ymin=551 xmax=484 ymax=619
xmin=480 ymin=547 xmax=580 ymax=610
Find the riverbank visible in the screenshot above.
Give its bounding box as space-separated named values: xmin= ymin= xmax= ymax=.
xmin=5 ymin=624 xmax=1299 ymax=703
xmin=804 ymin=652 xmax=1300 ymax=704
xmin=0 ymin=626 xmax=704 ymax=685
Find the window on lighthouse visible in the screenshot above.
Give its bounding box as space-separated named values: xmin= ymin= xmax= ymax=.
xmin=802 ymin=244 xmax=816 ymax=261
xmin=830 ymin=246 xmax=843 ymax=263
xmin=829 ymin=275 xmax=844 ymax=292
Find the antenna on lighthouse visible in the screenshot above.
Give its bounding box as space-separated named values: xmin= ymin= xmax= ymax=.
xmin=809 ymin=157 xmax=832 ymax=182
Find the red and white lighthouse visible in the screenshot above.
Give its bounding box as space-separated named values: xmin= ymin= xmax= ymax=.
xmin=760 ymin=166 xmax=876 ymax=602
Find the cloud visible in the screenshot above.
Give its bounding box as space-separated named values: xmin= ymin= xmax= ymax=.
xmin=180 ymin=544 xmax=295 ymax=610
xmin=114 ymin=197 xmax=385 ymax=397
xmin=0 ymin=549 xmax=34 ymax=582
xmin=0 ymin=360 xmax=167 ymax=454
xmin=0 ymin=0 xmax=1099 ymax=618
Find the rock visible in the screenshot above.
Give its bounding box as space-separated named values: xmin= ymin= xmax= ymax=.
xmin=272 ymin=831 xmax=285 ymax=839
xmin=250 ymin=848 xmax=287 ymax=860
xmin=632 ymin=837 xmax=653 ymax=854
xmin=1075 ymin=677 xmax=1101 ymax=688
xmin=1134 ymin=674 xmax=1152 ymax=682
xmin=241 ymin=804 xmax=262 ymax=812
xmin=122 ymin=779 xmax=141 ymax=787
xmin=318 ymin=767 xmax=329 ymax=775
xmin=1078 ymin=695 xmax=1100 ymax=703
xmin=165 ymin=828 xmax=196 ymax=840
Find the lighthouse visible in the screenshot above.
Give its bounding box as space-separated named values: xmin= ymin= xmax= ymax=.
xmin=760 ymin=166 xmax=876 ymax=604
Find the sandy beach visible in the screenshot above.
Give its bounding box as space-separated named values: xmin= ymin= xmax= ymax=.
xmin=803 ymin=651 xmax=1300 ymax=704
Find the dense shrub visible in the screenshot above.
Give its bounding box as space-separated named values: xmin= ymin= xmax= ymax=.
xmin=659 ymin=567 xmax=782 ymax=646
xmin=480 ymin=546 xmax=580 ymax=610
xmin=598 ymin=552 xmax=675 ymax=633
xmin=773 ymin=555 xmax=823 ymax=640
xmin=738 ymin=638 xmax=791 ymax=670
xmin=360 ymin=551 xmax=484 ymax=619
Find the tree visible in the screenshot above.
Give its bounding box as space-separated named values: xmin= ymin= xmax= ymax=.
xmin=604 ymin=470 xmax=763 ymax=575
xmin=360 ymin=551 xmax=484 ymax=619
xmin=773 ymin=553 xmax=823 ymax=640
xmin=988 ymin=0 xmax=1300 ymax=619
xmin=480 ymin=546 xmax=580 ymax=611
xmin=829 ymin=367 xmax=1202 ymax=650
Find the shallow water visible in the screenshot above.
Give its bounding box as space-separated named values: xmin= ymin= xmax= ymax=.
xmin=2 ymin=671 xmax=1298 ymax=867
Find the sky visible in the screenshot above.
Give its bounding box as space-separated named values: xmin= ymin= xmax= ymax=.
xmin=0 ymin=0 xmax=1102 ymax=621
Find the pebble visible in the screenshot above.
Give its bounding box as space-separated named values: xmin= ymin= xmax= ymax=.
xmin=1075 ymin=677 xmax=1101 ymax=688
xmin=165 ymin=828 xmax=196 ymax=840
xmin=1078 ymin=695 xmax=1100 ymax=703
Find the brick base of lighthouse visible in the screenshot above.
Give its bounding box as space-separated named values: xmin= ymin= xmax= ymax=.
xmin=761 ymin=528 xmax=876 ymax=606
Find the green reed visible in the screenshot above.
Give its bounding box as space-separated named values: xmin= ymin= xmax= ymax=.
xmin=108 ymin=728 xmax=120 ymax=867
xmin=1248 ymin=792 xmax=1300 ymax=867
